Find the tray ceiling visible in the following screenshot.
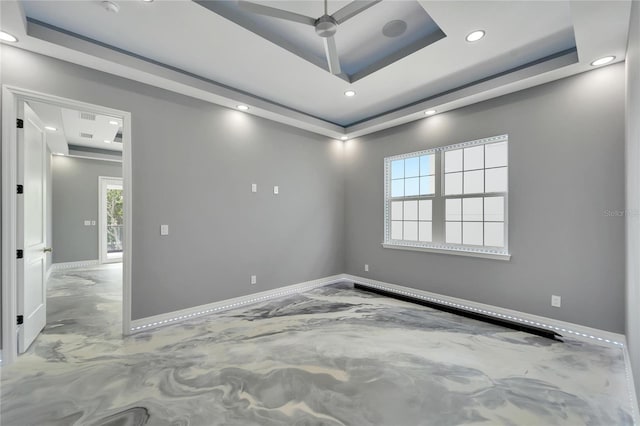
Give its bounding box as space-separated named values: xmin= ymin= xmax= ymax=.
xmin=0 ymin=0 xmax=632 ymax=139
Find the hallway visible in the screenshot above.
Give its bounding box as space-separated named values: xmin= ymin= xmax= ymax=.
xmin=46 ymin=264 xmax=122 ymax=339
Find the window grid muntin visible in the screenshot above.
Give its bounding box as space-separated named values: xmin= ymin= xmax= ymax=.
xmin=389 ymin=197 xmax=434 ymax=242
xmin=390 ymin=154 xmax=436 ymax=198
xmin=443 ymin=142 xmax=508 ymax=196
xmin=444 ymin=194 xmax=507 ymax=248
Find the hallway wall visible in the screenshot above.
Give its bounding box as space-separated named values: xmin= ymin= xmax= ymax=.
xmin=51 ymin=155 xmax=122 ymax=263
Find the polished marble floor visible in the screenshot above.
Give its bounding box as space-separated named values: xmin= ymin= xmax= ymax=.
xmin=0 ymin=264 xmax=635 ymax=425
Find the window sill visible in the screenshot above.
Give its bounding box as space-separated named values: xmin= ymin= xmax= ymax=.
xmin=382 ymin=243 xmax=511 ymax=261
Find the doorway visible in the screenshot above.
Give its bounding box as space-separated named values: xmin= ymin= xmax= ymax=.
xmin=2 ymin=86 xmax=133 ymax=365
xmin=99 ymin=177 xmax=124 ymax=264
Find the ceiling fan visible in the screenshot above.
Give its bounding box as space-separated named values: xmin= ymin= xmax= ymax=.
xmin=238 ymin=0 xmax=381 ymax=75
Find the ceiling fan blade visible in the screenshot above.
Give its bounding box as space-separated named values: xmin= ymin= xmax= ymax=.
xmin=323 ymin=36 xmax=341 ymax=75
xmin=331 ymin=0 xmax=381 ymax=24
xmin=238 ymin=1 xmax=316 ymax=26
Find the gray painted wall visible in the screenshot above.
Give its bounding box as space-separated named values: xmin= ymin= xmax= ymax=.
xmin=626 ymin=0 xmax=640 ymax=398
xmin=344 ymin=64 xmax=626 ymax=333
xmin=52 ymin=155 xmax=122 ymax=263
xmin=1 ymin=45 xmax=345 ymax=320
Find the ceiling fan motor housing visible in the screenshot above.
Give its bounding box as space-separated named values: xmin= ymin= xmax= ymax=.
xmin=315 ymin=15 xmax=338 ymax=38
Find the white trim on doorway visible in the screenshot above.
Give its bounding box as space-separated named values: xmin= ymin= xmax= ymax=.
xmin=98 ymin=176 xmax=124 ymax=265
xmin=1 ymin=85 xmax=133 ymax=366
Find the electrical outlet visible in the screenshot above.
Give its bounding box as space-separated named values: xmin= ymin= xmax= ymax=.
xmin=551 ymin=295 xmax=561 ymax=308
xmin=251 ymin=183 xmax=257 ymax=193
xmin=273 ymin=186 xmax=279 ymax=195
xmin=160 ymin=224 xmax=169 ymax=236
xmin=364 ymin=264 xmax=369 ymax=272
xmin=251 ymin=275 xmax=257 ymax=285
xmin=91 ymin=220 xmax=96 ymax=226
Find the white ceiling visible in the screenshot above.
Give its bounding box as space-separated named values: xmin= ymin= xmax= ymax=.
xmin=60 ymin=108 xmax=122 ymax=150
xmin=0 ymin=0 xmax=632 ymax=139
xmin=28 ymin=100 xmax=123 ymax=153
xmin=27 ymin=101 xmax=68 ymax=155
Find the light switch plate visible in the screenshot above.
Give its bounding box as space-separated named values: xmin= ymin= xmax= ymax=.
xmin=91 ymin=220 xmax=96 ymax=226
xmin=84 ymin=220 xmax=91 ymax=226
xmin=160 ymin=224 xmax=169 ymax=236
xmin=251 ymin=183 xmax=257 ymax=193
xmin=251 ymin=275 xmax=257 ymax=285
xmin=365 ymin=264 xmax=369 ymax=272
xmin=273 ymin=186 xmax=279 ymax=195
xmin=551 ymin=295 xmax=561 ymax=308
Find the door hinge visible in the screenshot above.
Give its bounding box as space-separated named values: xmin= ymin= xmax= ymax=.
xmin=17 ymin=315 xmax=23 ymax=325
xmin=17 ymin=184 xmax=23 ymax=194
xmin=16 ymin=118 xmax=23 ymax=129
xmin=17 ymin=249 xmax=23 ymax=259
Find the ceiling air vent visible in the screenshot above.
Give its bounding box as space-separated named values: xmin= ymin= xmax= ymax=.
xmin=80 ymin=112 xmax=96 ymax=121
xmin=79 ymin=132 xmax=93 ymax=139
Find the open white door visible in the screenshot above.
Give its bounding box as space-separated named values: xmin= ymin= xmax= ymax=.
xmin=17 ymin=102 xmax=48 ymax=353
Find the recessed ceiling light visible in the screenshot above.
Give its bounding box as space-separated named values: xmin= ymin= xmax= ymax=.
xmin=142 ymin=0 xmax=154 ymax=2
xmin=466 ymin=30 xmax=485 ymax=42
xmin=109 ymin=120 xmax=119 ymax=125
xmin=341 ymin=136 xmax=348 ymax=140
xmin=344 ymin=90 xmax=356 ymax=97
xmin=0 ymin=31 xmax=18 ymax=43
xmin=425 ymin=110 xmax=437 ymax=116
xmin=44 ymin=126 xmax=57 ymax=131
xmin=591 ymin=56 xmax=615 ymax=66
xmin=237 ymin=105 xmax=250 ymax=111
xmin=104 ymin=140 xmax=112 ymax=143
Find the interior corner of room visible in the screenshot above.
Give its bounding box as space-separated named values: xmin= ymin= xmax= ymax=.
xmin=0 ymin=0 xmax=639 ymax=423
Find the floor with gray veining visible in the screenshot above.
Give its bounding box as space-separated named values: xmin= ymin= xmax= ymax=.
xmin=1 ymin=264 xmax=635 ymax=425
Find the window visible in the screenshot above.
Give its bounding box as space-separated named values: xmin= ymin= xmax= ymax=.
xmin=384 ymin=135 xmax=509 ymax=260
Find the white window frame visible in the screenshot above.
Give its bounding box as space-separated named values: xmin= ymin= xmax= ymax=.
xmin=99 ymin=176 xmax=124 ymax=264
xmin=383 ymin=134 xmax=510 ymax=261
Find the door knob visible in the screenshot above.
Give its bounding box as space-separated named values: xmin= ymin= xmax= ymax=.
xmin=43 ymin=247 xmax=53 ymax=253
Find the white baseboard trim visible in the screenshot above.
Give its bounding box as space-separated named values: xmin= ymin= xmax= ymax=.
xmin=344 ymin=274 xmax=626 ymax=347
xmin=129 ymin=274 xmax=346 ymax=333
xmin=51 ymin=260 xmax=100 ymax=270
xmin=131 ymin=272 xmax=626 ymax=347
xmin=623 ymin=343 xmax=640 ymax=421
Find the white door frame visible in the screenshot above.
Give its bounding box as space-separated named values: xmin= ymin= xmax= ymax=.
xmin=99 ymin=176 xmax=124 ymax=264
xmin=2 ymin=85 xmax=133 ymax=365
